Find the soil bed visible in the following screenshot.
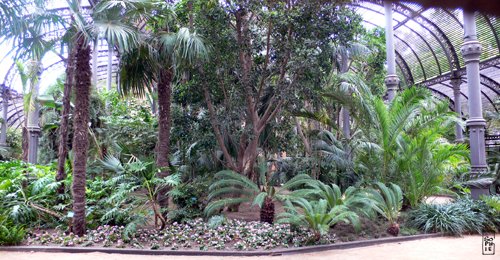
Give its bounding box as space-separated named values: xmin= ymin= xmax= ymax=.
xmin=21 ymin=201 xmax=422 ymax=252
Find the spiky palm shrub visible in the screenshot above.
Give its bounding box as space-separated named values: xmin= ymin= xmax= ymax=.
xmin=205 ymin=169 xmax=314 ymax=224
xmin=396 ymin=127 xmax=468 ymax=208
xmin=368 ymin=182 xmax=403 ymax=236
xmin=294 ymin=180 xmax=377 ymax=219
xmin=278 ymin=198 xmax=360 ymax=242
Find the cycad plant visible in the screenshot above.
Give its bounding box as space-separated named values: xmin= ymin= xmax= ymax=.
xmin=278 ymin=198 xmax=360 ymax=242
xmin=205 ymin=162 xmax=314 ymax=224
xmin=295 ymin=179 xmax=377 ymax=219
xmin=368 ymin=182 xmax=403 ymax=236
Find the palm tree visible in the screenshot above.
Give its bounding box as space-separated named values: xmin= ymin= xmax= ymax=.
xmin=396 ymin=123 xmax=468 ymax=208
xmin=362 ymin=87 xmax=460 ymax=182
xmin=55 ymin=33 xmax=79 ymax=194
xmin=0 ymin=1 xmax=25 ymax=36
xmin=65 ymin=0 xmax=141 ymax=236
xmin=3 ymin=1 xmax=65 ymax=164
xmin=119 ymin=4 xmax=208 ymax=220
xmin=294 ymin=178 xmax=377 ymax=218
xmin=331 ymin=42 xmax=371 ymax=140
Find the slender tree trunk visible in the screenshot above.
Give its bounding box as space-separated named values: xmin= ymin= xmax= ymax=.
xmin=22 ymin=126 xmax=28 ymax=161
xmin=71 ymin=36 xmax=92 ymax=236
xmin=156 ymin=68 xmax=173 ymax=227
xmin=56 ymin=39 xmax=79 ymax=194
xmin=295 ymin=117 xmax=312 ymax=156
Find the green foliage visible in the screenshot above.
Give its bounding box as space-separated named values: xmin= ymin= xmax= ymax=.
xmin=99 ymin=91 xmax=157 ymax=159
xmin=482 ymin=195 xmax=500 ymax=212
xmin=480 ymin=195 xmax=500 ymax=231
xmin=278 ymin=198 xmax=360 ymax=241
xmin=168 ymin=177 xmax=210 ymax=223
xmin=204 ymin=164 xmax=314 ymax=217
xmin=294 ymin=179 xmax=377 ymax=219
xmin=367 ymin=182 xmax=403 ymax=225
xmin=0 ymin=216 xmax=26 ymax=246
xmin=408 ymin=198 xmax=489 ymax=236
xmin=207 ymin=215 xmax=227 ymax=229
xmin=0 ymin=161 xmax=66 ymax=227
xmin=97 ymin=155 xmax=181 ymax=229
xmin=0 ymin=129 xmax=22 ymax=161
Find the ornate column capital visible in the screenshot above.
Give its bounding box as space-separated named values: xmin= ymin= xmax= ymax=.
xmin=460 ymin=41 xmax=482 ymax=64
xmin=384 ymin=74 xmax=400 ymax=90
xmin=27 ymin=125 xmax=41 ymax=134
xmin=466 ymin=117 xmax=486 ymax=128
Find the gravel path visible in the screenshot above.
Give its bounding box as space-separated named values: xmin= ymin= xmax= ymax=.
xmin=0 ymin=235 xmax=493 ymax=260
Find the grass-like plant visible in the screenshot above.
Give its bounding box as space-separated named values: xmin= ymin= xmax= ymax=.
xmin=277 ymin=198 xmax=360 ymax=242
xmin=205 ymin=166 xmax=314 ymax=224
xmin=408 ymin=199 xmax=488 ymax=236
xmin=367 ymin=182 xmax=403 ymax=236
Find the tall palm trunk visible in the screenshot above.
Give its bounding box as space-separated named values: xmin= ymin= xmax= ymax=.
xmin=56 ymin=39 xmax=79 ymax=194
xmin=71 ymin=36 xmax=92 ymax=236
xmin=156 ymin=68 xmax=173 ymax=227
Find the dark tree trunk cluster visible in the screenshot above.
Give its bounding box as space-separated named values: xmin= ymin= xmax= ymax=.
xmin=56 ymin=37 xmax=80 ymax=195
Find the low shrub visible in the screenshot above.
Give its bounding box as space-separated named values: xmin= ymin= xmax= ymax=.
xmin=0 ymin=161 xmax=65 ymax=227
xmin=0 ymin=216 xmax=26 ymax=245
xmin=168 ymin=179 xmax=210 ymax=223
xmin=408 ymin=198 xmax=488 ymax=236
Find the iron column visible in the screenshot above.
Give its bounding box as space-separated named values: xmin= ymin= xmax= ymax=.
xmin=0 ymin=86 xmax=8 ymax=146
xmin=461 ymin=11 xmax=488 ymax=176
xmin=450 ymin=77 xmax=464 ymax=142
xmin=384 ymin=2 xmax=399 ymax=102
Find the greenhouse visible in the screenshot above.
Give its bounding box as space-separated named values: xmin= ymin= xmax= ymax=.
xmin=0 ymin=0 xmax=499 ymax=258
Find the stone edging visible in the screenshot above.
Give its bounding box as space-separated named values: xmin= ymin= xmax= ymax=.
xmin=0 ymin=233 xmax=442 ymax=256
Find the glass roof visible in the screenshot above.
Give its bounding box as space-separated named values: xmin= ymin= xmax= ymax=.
xmin=355 ymin=0 xmax=499 ymax=114
xmin=1 ymin=0 xmax=499 ymax=129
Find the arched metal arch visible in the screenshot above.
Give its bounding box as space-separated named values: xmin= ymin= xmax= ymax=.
xmin=395 ymin=50 xmax=414 ymax=84
xmin=355 ymin=3 xmax=447 ymax=80
xmin=385 ymin=0 xmax=461 ymax=71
